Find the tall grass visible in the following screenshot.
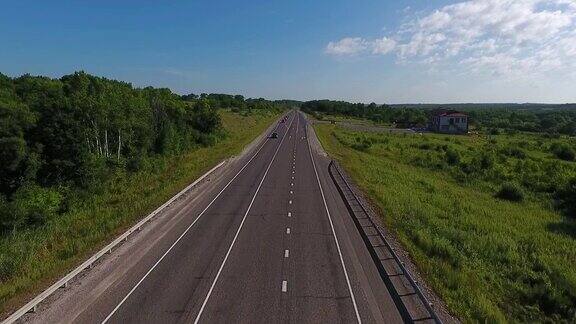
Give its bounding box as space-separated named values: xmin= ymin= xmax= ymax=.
xmin=315 ymin=124 xmax=576 ymax=323
xmin=0 ymin=110 xmax=280 ymax=314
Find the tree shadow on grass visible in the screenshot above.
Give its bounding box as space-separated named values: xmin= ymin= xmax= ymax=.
xmin=548 ymin=220 xmax=576 ymax=239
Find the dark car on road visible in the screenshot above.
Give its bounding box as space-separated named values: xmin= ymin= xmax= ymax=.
xmin=270 ymin=132 xmax=278 ymax=138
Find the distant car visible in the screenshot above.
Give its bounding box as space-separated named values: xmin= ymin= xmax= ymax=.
xmin=270 ymin=132 xmax=278 ymax=138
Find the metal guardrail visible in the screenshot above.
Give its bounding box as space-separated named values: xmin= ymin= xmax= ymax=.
xmin=2 ymin=160 xmax=227 ymax=324
xmin=328 ymin=160 xmax=442 ymax=324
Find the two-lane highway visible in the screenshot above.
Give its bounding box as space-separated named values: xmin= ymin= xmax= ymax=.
xmin=21 ymin=111 xmax=404 ymax=324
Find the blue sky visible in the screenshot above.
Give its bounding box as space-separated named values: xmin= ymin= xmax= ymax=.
xmin=1 ymin=0 xmax=575 ymax=104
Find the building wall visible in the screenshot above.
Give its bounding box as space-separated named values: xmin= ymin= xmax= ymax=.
xmin=438 ymin=116 xmax=467 ymax=133
xmin=429 ymin=115 xmax=468 ymax=133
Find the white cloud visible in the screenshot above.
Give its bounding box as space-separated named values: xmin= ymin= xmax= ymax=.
xmin=325 ymin=36 xmax=397 ymax=56
xmin=326 ymin=0 xmax=576 ymax=77
xmin=371 ymin=37 xmax=397 ymax=54
xmin=325 ymin=37 xmax=367 ymax=55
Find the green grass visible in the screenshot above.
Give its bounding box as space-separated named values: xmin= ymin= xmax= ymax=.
xmin=314 ymin=123 xmax=576 ymax=323
xmin=0 ymin=109 xmax=280 ymax=315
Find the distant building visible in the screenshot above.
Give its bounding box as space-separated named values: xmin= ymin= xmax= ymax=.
xmin=428 ymin=109 xmax=468 ymax=134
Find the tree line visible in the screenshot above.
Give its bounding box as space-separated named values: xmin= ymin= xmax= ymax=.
xmin=302 ymin=100 xmax=576 ymax=135
xmin=300 ymin=100 xmax=428 ymax=127
xmin=0 ymin=71 xmax=285 ymax=233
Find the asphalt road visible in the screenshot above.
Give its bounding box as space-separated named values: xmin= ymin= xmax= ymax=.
xmin=22 ymin=111 xmax=404 ymax=324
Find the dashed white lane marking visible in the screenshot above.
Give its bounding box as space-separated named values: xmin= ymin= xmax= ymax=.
xmin=100 ymin=114 xmax=295 ymax=324
xmin=192 ymin=113 xmax=296 ymax=324
xmin=282 ymin=280 xmax=288 ymax=292
xmin=290 ymin=190 xmax=293 ymax=194
xmin=291 ymin=183 xmax=294 ymax=186
xmin=284 ymin=250 xmax=289 ymax=258
xmin=289 ymin=200 xmax=292 ymax=204
xmin=288 ymin=212 xmax=291 ymax=217
xmin=291 ymin=176 xmax=294 ymax=180
xmin=286 ymin=228 xmax=291 ymax=234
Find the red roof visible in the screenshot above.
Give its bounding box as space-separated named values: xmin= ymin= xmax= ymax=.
xmin=430 ymin=109 xmax=467 ymax=117
xmin=439 ymin=112 xmax=467 ymax=117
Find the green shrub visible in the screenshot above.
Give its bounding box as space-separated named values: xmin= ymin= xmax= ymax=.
xmin=4 ymin=185 xmax=62 ymax=230
xmin=418 ymin=143 xmax=433 ymax=150
xmin=351 ymin=136 xmax=372 ymax=151
xmin=556 ymin=178 xmax=576 ymax=218
xmin=445 ymin=148 xmax=460 ymax=165
xmin=501 ymin=146 xmax=526 ymax=159
xmin=0 ymin=195 xmax=9 ymax=232
xmin=496 ymin=182 xmax=524 ymax=202
xmin=477 ymin=152 xmax=495 ymax=170
xmin=489 ymin=128 xmax=501 ymax=135
xmin=551 ymin=143 xmax=575 ymax=161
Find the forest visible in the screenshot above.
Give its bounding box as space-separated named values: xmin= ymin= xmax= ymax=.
xmin=302 ymin=100 xmax=576 ymax=135
xmin=0 ymin=71 xmax=285 ymax=235
xmin=301 ymin=100 xmax=428 ymax=127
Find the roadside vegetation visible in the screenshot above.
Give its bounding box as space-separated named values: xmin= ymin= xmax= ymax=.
xmin=0 ymin=71 xmax=285 ymax=313
xmin=314 ymin=122 xmax=576 ymax=322
xmin=302 ymin=100 xmax=576 ymax=137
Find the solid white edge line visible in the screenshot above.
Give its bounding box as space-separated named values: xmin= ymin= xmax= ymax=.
xmin=101 ymin=113 xmax=291 ymax=324
xmin=305 ymin=112 xmax=363 ymax=324
xmin=193 ymin=112 xmax=296 ymax=324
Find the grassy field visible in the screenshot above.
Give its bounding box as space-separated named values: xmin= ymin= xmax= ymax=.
xmin=0 ymin=109 xmax=280 ymax=315
xmin=314 ymin=122 xmax=576 ymax=323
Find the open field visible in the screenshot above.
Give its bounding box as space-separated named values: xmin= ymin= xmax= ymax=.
xmin=0 ymin=110 xmax=280 ymax=314
xmin=313 ymin=122 xmax=576 ymax=322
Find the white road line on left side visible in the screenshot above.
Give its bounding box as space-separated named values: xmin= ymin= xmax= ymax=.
xmin=306 ymin=115 xmax=363 ymax=324
xmin=192 ymin=112 xmax=296 ymax=324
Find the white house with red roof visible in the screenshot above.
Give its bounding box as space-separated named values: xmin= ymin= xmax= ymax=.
xmin=428 ymin=109 xmax=468 ymax=134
